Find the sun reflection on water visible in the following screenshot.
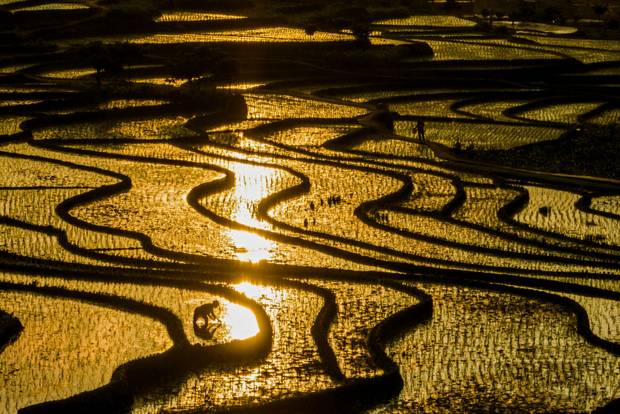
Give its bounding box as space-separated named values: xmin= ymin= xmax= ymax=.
xmin=234 ymin=281 xmax=272 ymax=300
xmin=227 ymin=164 xmax=277 ymax=263
xmin=219 ymin=281 xmax=282 ymax=341
xmin=229 ymin=229 xmax=273 ymax=263
xmin=221 ymin=302 xmax=259 ymax=340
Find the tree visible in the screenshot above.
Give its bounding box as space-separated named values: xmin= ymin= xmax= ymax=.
xmin=481 ymin=8 xmax=494 ymax=28
xmin=509 ymin=11 xmax=520 ymax=26
xmin=544 ymin=7 xmax=563 ymax=24
xmin=169 ymin=56 xmax=212 ymax=83
xmin=338 ymin=7 xmax=372 ymax=48
xmin=80 ymin=42 xmax=110 ymax=86
xmin=351 ymin=22 xmax=371 ymax=48
xmin=592 ymin=4 xmax=609 ymax=34
xmin=0 ymin=9 xmax=14 ymax=29
xmin=518 ymin=0 xmax=535 ymax=20
xmin=593 ymin=3 xmax=608 ymax=18
xmin=168 ymin=47 xmax=235 ymax=83
xmin=78 ymin=41 xmax=137 ymax=87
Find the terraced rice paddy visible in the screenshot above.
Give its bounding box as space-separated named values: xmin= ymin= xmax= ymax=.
xmin=13 ymin=3 xmax=90 ymax=11
xmin=32 ymin=116 xmax=194 ymax=140
xmin=101 ymin=28 xmax=356 ymax=45
xmin=0 ymin=117 xmax=28 ymax=136
xmin=406 ymin=38 xmax=562 ymax=61
xmin=394 ymin=120 xmax=566 ymax=149
xmin=373 ymin=15 xmax=477 ymax=28
xmin=493 ymin=21 xmax=578 ymax=35
xmin=376 ymin=283 xmax=620 ymax=413
xmin=1 ymin=5 xmax=620 ymax=414
xmin=38 ymin=68 xmax=99 ymax=79
xmin=589 ymin=108 xmax=620 ymax=124
xmin=0 ymin=289 xmax=172 ymax=413
xmin=155 ymin=12 xmax=247 ymax=23
xmin=514 ymin=101 xmax=603 ymax=124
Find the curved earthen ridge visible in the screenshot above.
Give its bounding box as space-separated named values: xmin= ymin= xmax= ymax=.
xmin=0 ymin=309 xmax=23 ymax=354
xmin=2 ymin=3 xmax=620 ymax=413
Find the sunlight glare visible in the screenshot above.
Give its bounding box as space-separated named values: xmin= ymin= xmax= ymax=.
xmin=227 ymin=164 xmax=277 ymax=262
xmin=221 ymin=302 xmax=259 ymax=340
xmin=233 ymin=281 xmax=271 ymax=300
xmin=229 ymin=229 xmax=273 ymax=263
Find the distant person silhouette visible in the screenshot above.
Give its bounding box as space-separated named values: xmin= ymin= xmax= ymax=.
xmin=417 ymin=119 xmax=426 ymax=142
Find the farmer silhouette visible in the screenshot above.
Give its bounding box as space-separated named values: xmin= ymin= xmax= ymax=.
xmin=193 ymin=300 xmax=221 ymax=340
xmin=194 ymin=300 xmax=220 ymax=324
xmin=416 ymin=118 xmax=426 ymax=142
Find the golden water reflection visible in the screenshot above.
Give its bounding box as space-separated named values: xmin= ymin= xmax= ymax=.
xmin=229 ymin=229 xmax=273 ymax=263
xmin=227 ymin=164 xmax=277 ymax=263
xmin=220 ymin=281 xmax=284 ymax=341
xmin=233 ymin=281 xmax=273 ymax=300
xmin=221 ymin=302 xmax=259 ymax=340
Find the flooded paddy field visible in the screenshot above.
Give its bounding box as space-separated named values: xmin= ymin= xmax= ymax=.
xmin=1 ymin=1 xmax=620 ymax=413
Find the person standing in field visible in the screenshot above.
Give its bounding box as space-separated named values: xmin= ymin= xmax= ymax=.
xmin=417 ymin=118 xmax=426 ymax=142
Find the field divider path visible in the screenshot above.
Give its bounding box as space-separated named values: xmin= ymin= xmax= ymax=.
xmin=0 ymin=308 xmax=22 ymax=355
xmin=496 ymin=182 xmax=620 ymax=254
xmin=182 ymin=128 xmax=620 ymax=276
xmin=0 ymin=274 xmax=274 ymax=413
xmin=203 ymin=280 xmax=433 ymax=414
xmin=194 ymin=122 xmax=615 ymax=274
xmin=6 ymin=107 xmax=620 ymax=278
